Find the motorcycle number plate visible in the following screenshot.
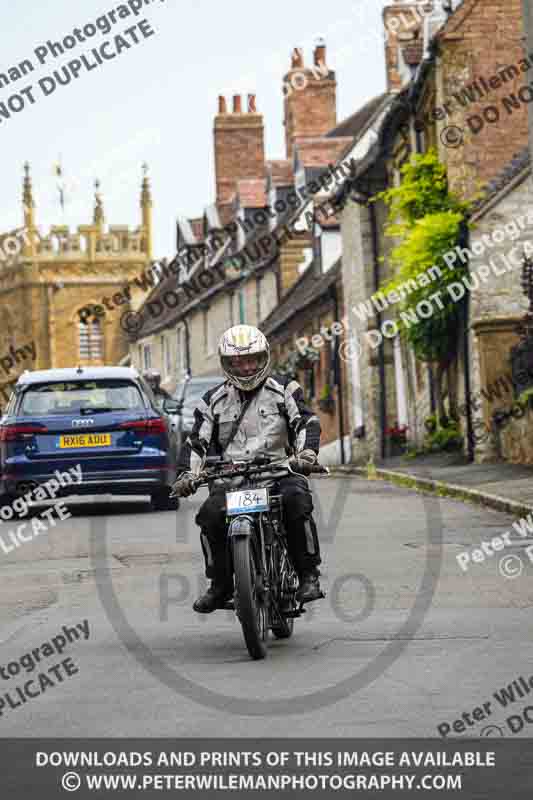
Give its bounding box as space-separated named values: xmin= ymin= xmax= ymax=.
xmin=226 ymin=487 xmax=269 ymax=516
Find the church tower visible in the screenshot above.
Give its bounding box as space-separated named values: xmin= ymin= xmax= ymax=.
xmin=0 ymin=165 xmax=153 ymax=398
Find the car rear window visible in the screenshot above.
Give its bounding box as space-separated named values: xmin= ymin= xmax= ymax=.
xmin=176 ymin=380 xmax=221 ymax=412
xmin=18 ymin=380 xmax=146 ymax=416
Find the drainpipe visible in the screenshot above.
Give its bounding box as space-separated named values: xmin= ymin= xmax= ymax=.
xmin=331 ymin=284 xmax=346 ymax=464
xmin=182 ymin=316 xmax=191 ymax=377
xmin=369 ymin=201 xmax=387 ymax=461
xmin=414 ymin=125 xmax=436 ymax=412
xmin=459 ymin=218 xmax=474 ymax=461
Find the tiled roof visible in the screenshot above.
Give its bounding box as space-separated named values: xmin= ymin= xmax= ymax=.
xmin=262 ymin=260 xmax=341 ymax=337
xmin=326 ymin=92 xmax=389 ymax=139
xmin=471 ymin=147 xmax=530 ymax=214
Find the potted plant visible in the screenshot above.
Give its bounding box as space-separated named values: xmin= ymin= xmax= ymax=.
xmin=295 ymin=344 xmax=321 ymax=369
xmin=386 ymin=423 xmax=409 ymax=455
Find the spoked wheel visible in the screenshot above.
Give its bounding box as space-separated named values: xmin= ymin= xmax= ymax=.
xmin=271 ymin=556 xmax=296 ymax=640
xmin=232 ymin=536 xmax=268 ymax=660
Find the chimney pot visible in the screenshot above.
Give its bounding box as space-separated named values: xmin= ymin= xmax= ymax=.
xmin=218 ymin=95 xmax=227 ymax=113
xmin=314 ymin=38 xmax=326 ymax=66
xmin=233 ymin=94 xmax=242 ymax=113
xmin=291 ymin=47 xmax=304 ymax=69
xmin=248 ymin=94 xmax=257 ymax=112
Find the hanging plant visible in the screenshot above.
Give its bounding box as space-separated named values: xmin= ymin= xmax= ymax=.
xmin=272 ymin=344 xmax=320 ymax=379
xmin=295 ymin=344 xmax=320 ymax=369
xmin=272 ymin=350 xmax=300 ymax=379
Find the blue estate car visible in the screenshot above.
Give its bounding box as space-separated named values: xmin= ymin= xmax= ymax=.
xmin=0 ymin=366 xmax=179 ymax=511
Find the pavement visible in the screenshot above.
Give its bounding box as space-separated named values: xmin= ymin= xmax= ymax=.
xmin=1 ymin=477 xmax=533 ymax=738
xmin=339 ymin=452 xmax=533 ymax=516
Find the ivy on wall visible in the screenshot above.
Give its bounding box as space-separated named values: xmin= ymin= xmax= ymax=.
xmin=375 ymin=149 xmax=472 ymax=362
xmin=373 ymin=149 xmax=476 ymax=422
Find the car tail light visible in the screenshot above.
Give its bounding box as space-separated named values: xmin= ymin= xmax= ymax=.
xmin=0 ymin=424 xmax=48 ymax=442
xmin=119 ymin=418 xmax=167 ymax=435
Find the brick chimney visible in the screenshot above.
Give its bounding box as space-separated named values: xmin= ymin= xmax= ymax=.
xmin=283 ymin=40 xmax=337 ymax=160
xmin=383 ymin=1 xmax=433 ymax=91
xmin=214 ymin=94 xmax=265 ymax=206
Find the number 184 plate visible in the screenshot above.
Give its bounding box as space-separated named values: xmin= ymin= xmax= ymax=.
xmin=226 ymin=487 xmax=269 ymax=516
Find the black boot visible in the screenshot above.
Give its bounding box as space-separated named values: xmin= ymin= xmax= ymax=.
xmin=295 ymin=570 xmax=323 ymax=603
xmin=193 ymin=581 xmax=233 ymax=614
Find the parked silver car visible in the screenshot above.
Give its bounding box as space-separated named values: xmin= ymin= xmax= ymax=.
xmin=164 ymin=374 xmax=223 ymax=460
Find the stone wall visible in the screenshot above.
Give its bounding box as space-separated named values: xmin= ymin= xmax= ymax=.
xmin=462 ymin=169 xmax=533 ymax=461
xmin=499 ymin=403 xmax=533 ymax=463
xmin=340 ymin=197 xmax=399 ymax=463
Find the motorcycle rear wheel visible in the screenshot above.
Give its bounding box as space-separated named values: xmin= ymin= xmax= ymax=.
xmin=233 ymin=536 xmax=268 ymax=660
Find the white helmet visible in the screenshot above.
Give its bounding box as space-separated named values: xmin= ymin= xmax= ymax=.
xmin=219 ymin=324 xmax=271 ymax=392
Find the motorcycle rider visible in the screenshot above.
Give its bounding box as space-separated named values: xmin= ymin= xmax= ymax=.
xmin=173 ymin=324 xmax=324 ymax=613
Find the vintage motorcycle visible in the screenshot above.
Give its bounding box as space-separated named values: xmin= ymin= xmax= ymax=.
xmin=176 ymin=454 xmax=328 ymax=660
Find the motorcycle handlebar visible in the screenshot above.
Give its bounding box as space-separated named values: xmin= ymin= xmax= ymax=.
xmin=186 ymin=459 xmax=329 ymax=492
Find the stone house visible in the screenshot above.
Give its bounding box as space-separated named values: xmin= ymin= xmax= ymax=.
xmin=457 ymin=149 xmax=533 ymax=464
xmin=337 ymin=0 xmax=533 ymax=464
xmin=128 ymin=43 xmax=376 ymax=461
xmin=261 ymin=260 xmax=351 ymax=465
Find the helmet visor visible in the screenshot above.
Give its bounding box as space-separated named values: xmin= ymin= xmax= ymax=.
xmin=221 ymin=352 xmax=268 ymax=379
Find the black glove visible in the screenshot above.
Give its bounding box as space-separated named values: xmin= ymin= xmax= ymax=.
xmin=289 ymin=449 xmax=318 ymax=476
xmin=172 ymin=473 xmax=197 ymax=498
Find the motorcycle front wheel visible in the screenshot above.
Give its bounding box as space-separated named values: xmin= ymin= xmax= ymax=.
xmin=232 ymin=536 xmax=268 ymax=660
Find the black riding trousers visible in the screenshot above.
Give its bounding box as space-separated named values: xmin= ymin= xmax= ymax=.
xmin=195 ymin=474 xmax=321 ymax=581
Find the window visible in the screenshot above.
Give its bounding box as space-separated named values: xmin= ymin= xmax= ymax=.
xmin=176 ymin=328 xmax=183 ymax=376
xmin=203 ymin=309 xmax=214 ymax=355
xmin=393 ymin=336 xmax=409 ymax=428
xmin=161 ymin=335 xmax=171 ymax=377
xmin=79 ymin=318 xmax=102 ymax=360
xmin=166 ymin=336 xmax=172 ymax=376
xmin=143 ymin=344 xmax=152 ymax=370
xmin=19 ymin=379 xmax=145 ymax=416
xmin=236 ymin=209 xmax=246 ymax=251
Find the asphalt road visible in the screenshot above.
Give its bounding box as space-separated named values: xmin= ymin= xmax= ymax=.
xmin=1 ymin=474 xmax=532 ymax=738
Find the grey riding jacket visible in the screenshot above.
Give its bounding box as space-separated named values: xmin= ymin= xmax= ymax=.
xmin=177 ymin=374 xmax=321 ymax=478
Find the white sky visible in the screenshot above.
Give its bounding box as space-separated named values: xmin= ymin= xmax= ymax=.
xmin=1 ymin=0 xmax=389 ymax=259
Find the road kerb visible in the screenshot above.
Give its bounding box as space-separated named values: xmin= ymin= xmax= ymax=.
xmin=331 ymin=465 xmax=533 ymax=518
